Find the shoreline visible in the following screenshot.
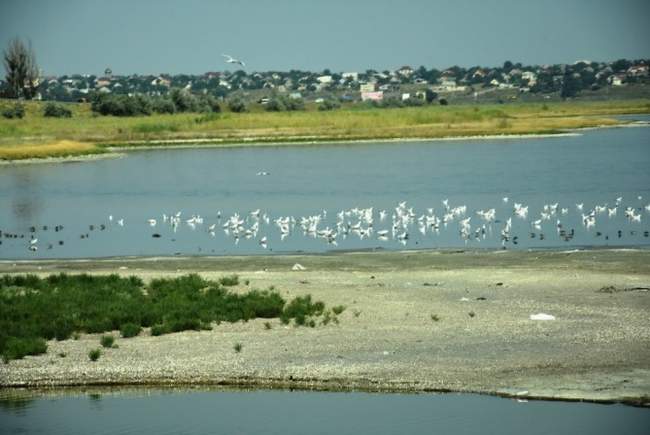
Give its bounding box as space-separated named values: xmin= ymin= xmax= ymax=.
xmin=1 ymin=249 xmax=649 ymax=406
xmin=1 ymin=119 xmax=647 ymax=165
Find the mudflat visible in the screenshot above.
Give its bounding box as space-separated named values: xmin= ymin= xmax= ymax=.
xmin=1 ymin=249 xmax=649 ymax=405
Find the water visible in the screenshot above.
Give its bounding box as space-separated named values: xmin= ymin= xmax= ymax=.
xmin=0 ymin=123 xmax=649 ymax=259
xmin=0 ymin=389 xmax=648 ymax=435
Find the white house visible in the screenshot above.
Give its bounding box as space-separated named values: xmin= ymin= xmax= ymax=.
xmin=317 ymin=75 xmax=333 ymax=84
xmin=359 ymin=82 xmax=377 ymax=93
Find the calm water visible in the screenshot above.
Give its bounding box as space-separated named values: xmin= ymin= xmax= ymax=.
xmin=0 ymin=123 xmax=649 ymax=259
xmin=1 ymin=390 xmax=648 ymax=435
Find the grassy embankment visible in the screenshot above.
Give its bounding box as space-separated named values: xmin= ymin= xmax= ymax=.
xmin=1 ymin=98 xmax=649 ymax=160
xmin=0 ymin=273 xmax=340 ymax=362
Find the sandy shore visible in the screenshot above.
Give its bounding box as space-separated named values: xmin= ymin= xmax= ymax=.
xmin=1 ymin=249 xmax=649 ymax=405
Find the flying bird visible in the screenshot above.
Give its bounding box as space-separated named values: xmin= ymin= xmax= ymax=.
xmin=222 ymin=54 xmax=245 ymax=68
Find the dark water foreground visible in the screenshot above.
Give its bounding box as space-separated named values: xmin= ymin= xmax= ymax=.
xmin=1 ymin=389 xmax=648 ymax=435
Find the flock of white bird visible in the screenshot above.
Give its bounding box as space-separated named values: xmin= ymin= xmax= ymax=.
xmin=9 ymin=195 xmax=649 ymax=253
xmin=113 ymin=195 xmax=650 ymax=251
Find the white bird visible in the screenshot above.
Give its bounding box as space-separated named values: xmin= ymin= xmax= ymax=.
xmin=259 ymin=236 xmax=268 ymax=249
xmin=147 ymin=219 xmax=157 ymax=227
xmin=222 ymin=54 xmax=245 ymax=67
xmin=502 ymin=197 xmax=509 ymax=203
xmin=30 ymin=238 xmax=38 ymax=245
xmin=117 ymin=219 xmax=124 ymax=226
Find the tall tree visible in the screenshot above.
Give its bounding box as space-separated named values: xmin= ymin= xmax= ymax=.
xmin=3 ymin=38 xmax=39 ymax=99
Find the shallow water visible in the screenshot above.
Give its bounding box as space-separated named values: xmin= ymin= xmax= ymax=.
xmin=0 ymin=389 xmax=648 ymax=435
xmin=0 ymin=122 xmax=649 ymax=259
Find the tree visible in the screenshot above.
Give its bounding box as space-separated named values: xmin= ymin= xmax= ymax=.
xmin=560 ymin=72 xmax=580 ymax=99
xmin=3 ymin=38 xmax=39 ymax=99
xmin=424 ymin=89 xmax=438 ymax=103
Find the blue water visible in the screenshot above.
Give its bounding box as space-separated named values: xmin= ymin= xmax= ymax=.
xmin=0 ymin=123 xmax=649 ymax=259
xmin=0 ymin=389 xmax=648 ymax=435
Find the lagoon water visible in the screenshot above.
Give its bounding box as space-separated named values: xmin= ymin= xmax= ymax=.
xmin=1 ymin=389 xmax=649 ymax=435
xmin=0 ymin=121 xmax=649 ymax=259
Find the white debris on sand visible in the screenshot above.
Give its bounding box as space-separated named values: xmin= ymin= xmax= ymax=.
xmin=292 ymin=263 xmax=306 ymax=271
xmin=530 ymin=313 xmax=556 ymax=321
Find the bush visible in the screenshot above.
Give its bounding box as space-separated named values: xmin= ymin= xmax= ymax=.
xmin=120 ymin=322 xmax=142 ymax=338
xmin=318 ymin=99 xmax=340 ymax=111
xmin=218 ymin=274 xmax=239 ymax=286
xmin=233 ymin=342 xmax=242 ymax=353
xmin=170 ymin=88 xmax=199 ymax=112
xmin=100 ymin=335 xmax=115 ymax=348
xmin=280 ymin=295 xmax=325 ymax=326
xmin=2 ymin=337 xmax=47 ymax=362
xmin=151 ymin=97 xmax=176 ymax=114
xmin=91 ymin=94 xmax=151 ymax=116
xmin=439 ymin=98 xmax=449 ymax=106
xmin=0 ymin=273 xmax=339 ymax=356
xmin=150 ymin=324 xmax=169 ymax=336
xmin=332 ymin=305 xmax=346 ymax=315
xmin=228 ymin=98 xmax=247 ymax=113
xmin=2 ymin=103 xmax=25 ymax=119
xmin=88 ymin=348 xmax=101 ymax=361
xmin=43 ymin=102 xmax=72 ymax=118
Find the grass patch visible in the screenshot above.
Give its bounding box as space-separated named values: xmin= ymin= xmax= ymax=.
xmin=1 ymin=98 xmax=648 ymax=160
xmin=131 ymin=122 xmax=180 ymax=134
xmin=0 ymin=273 xmax=335 ymax=361
xmin=0 ymin=140 xmax=102 ymax=161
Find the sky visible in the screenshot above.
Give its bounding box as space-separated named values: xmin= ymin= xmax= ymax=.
xmin=1 ymin=0 xmax=649 ymax=76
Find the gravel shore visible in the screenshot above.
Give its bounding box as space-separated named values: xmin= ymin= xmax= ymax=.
xmin=1 ymin=249 xmax=649 ymax=405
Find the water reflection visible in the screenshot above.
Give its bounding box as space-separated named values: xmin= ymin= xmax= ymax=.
xmin=0 ymin=388 xmax=648 ymax=435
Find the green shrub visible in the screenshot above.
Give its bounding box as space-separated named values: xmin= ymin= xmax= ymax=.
xmin=228 ymin=98 xmax=247 ymax=113
xmin=318 ymin=99 xmax=340 ymax=111
xmin=281 ymin=295 xmax=325 ymax=326
xmin=120 ymin=322 xmax=142 ymax=338
xmin=100 ymin=335 xmax=115 ymax=348
xmin=0 ymin=273 xmax=340 ymax=357
xmin=2 ymin=103 xmax=25 ymax=119
xmin=332 ymin=305 xmax=346 ymax=315
xmin=88 ymin=348 xmax=101 ymax=361
xmin=151 ymin=97 xmax=176 ymax=114
xmin=233 ymin=342 xmax=242 ymax=353
xmin=1 ymin=337 xmax=47 ymax=362
xmin=91 ymin=94 xmax=152 ymax=116
xmin=150 ymin=324 xmax=170 ymax=336
xmin=218 ymin=274 xmax=239 ymax=286
xmin=43 ymin=102 xmax=72 ymax=118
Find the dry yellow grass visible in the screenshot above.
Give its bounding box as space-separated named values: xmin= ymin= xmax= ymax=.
xmin=0 ymin=140 xmax=101 ymax=160
xmin=0 ymin=98 xmax=648 ymax=159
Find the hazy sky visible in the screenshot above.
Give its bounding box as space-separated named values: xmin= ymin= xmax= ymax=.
xmin=1 ymin=0 xmax=649 ymax=75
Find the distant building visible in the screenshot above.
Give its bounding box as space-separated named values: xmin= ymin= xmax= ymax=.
xmin=361 ymin=91 xmax=383 ymax=101
xmin=610 ymin=74 xmax=625 ymax=86
xmin=359 ymin=82 xmax=376 ymax=93
xmin=397 ymin=65 xmax=414 ymax=77
xmin=401 ymin=93 xmax=411 ymax=101
xmin=104 ymin=67 xmax=112 ymax=77
xmin=317 ymin=75 xmax=333 ymax=84
xmin=522 ymin=71 xmax=537 ymax=85
xmin=289 ymin=92 xmax=302 ymax=99
xmin=342 ymin=72 xmax=359 ymax=81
